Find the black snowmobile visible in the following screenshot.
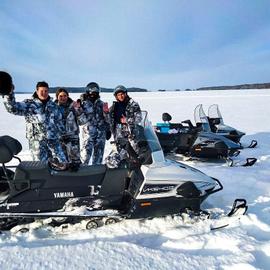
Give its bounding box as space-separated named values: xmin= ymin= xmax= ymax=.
xmin=0 ymin=112 xmax=247 ymax=232
xmin=155 ymin=104 xmax=257 ymax=166
xmin=0 ymin=71 xmax=247 ymax=232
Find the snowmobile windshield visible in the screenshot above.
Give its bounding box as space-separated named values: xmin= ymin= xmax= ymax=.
xmin=194 ymin=104 xmax=211 ymax=132
xmin=140 ymin=111 xmax=165 ymax=163
xmin=208 ymin=104 xmax=224 ymax=124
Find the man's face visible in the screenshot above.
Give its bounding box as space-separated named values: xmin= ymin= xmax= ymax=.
xmin=36 ymin=87 xmax=49 ymax=100
xmin=58 ymin=92 xmax=68 ymax=105
xmin=116 ymin=91 xmax=126 ymax=102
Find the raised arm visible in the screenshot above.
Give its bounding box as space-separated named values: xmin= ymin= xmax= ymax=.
xmin=3 ymin=91 xmax=36 ymax=116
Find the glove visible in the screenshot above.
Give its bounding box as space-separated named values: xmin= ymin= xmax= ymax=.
xmin=106 ymin=130 xmax=112 ymax=140
xmin=61 ymin=136 xmax=71 ymax=144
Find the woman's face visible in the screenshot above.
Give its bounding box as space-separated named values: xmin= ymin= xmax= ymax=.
xmin=116 ymin=92 xmax=126 ymax=102
xmin=58 ymin=92 xmax=68 ymax=104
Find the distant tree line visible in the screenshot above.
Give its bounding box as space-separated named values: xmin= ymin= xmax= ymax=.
xmin=16 ymin=82 xmax=270 ymax=94
xmin=197 ymin=82 xmax=270 ymax=91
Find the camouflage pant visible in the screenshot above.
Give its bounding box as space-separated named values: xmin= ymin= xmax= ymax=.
xmin=29 ymin=139 xmax=67 ymax=163
xmin=81 ymin=126 xmax=106 ymax=165
xmin=61 ymin=136 xmax=81 ymax=165
xmin=106 ymin=124 xmax=140 ymax=168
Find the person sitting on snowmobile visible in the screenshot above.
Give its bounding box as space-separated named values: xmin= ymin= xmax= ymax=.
xmin=55 ymin=88 xmax=87 ymax=171
xmin=106 ymin=85 xmax=143 ymax=168
xmin=2 ymin=79 xmax=67 ymax=167
xmin=79 ymin=82 xmax=111 ymax=165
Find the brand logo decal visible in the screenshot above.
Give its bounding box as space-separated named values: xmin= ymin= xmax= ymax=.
xmin=54 ymin=192 xmax=74 ymax=198
xmin=142 ymin=185 xmax=176 ymax=194
xmin=0 ymin=202 xmax=19 ymax=209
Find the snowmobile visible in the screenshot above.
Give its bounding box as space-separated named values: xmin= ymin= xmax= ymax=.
xmin=0 ymin=112 xmax=247 ymax=232
xmin=207 ymin=104 xmax=256 ymax=146
xmin=155 ymin=104 xmax=257 ymax=166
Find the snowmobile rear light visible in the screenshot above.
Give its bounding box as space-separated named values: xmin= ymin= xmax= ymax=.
xmin=140 ymin=202 xmax=152 ymax=207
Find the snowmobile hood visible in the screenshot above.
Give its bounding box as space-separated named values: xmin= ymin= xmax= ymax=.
xmin=198 ymin=132 xmax=241 ymax=149
xmin=215 ymin=124 xmax=245 ymax=136
xmin=141 ymin=159 xmax=216 ymax=185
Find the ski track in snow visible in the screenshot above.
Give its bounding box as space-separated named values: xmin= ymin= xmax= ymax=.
xmin=0 ymin=89 xmax=270 ymax=270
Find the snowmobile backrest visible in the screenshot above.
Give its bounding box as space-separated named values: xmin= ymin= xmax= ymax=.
xmin=0 ymin=135 xmax=22 ymax=163
xmin=162 ymin=112 xmax=172 ymax=122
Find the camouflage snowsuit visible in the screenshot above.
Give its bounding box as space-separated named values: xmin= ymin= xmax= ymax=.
xmin=3 ymin=92 xmax=67 ymax=163
xmin=80 ymin=97 xmax=109 ymax=165
xmin=56 ymin=98 xmax=87 ymax=165
xmin=106 ymin=97 xmax=142 ymax=168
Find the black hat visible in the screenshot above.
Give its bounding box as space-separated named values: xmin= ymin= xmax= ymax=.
xmin=86 ymin=82 xmax=100 ymax=93
xmin=0 ymin=71 xmax=13 ymax=95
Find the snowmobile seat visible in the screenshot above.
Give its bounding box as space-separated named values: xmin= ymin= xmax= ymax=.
xmin=169 ymin=123 xmax=184 ymax=129
xmin=14 ymin=161 xmax=50 ymax=181
xmin=0 ymin=135 xmax=22 ymax=163
xmin=55 ymin=164 xmax=107 ymax=177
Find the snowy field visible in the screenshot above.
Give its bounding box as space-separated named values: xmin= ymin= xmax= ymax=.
xmin=0 ymin=89 xmax=270 ymax=270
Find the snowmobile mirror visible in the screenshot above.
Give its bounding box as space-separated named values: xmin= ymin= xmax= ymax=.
xmin=162 ymin=113 xmax=172 ymax=122
xmin=0 ymin=71 xmax=13 ymax=96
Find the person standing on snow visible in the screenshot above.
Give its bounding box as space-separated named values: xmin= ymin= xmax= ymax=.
xmin=2 ymin=77 xmax=67 ymax=167
xmin=55 ymin=88 xmax=87 ymax=171
xmin=80 ymin=82 xmax=111 ymax=165
xmin=106 ymin=85 xmax=142 ymax=168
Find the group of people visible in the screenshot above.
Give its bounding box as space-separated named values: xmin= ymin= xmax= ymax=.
xmin=2 ymin=79 xmax=142 ymax=171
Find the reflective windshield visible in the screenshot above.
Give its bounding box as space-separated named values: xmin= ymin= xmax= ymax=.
xmin=194 ymin=104 xmax=211 ymax=132
xmin=208 ymin=104 xmax=224 ymax=124
xmin=140 ymin=111 xmax=165 ymax=164
xmin=140 ymin=111 xmax=162 ymax=153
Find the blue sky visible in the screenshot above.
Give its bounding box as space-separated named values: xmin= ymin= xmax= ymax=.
xmin=0 ymin=0 xmax=270 ymax=91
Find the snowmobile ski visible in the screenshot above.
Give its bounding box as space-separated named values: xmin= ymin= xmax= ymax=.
xmin=210 ymin=199 xmax=248 ymax=230
xmin=226 ymin=157 xmax=257 ymax=167
xmin=241 ymin=140 xmax=258 ymax=149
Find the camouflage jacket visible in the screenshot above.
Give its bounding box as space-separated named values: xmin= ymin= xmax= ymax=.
xmin=55 ymin=97 xmax=87 ymax=139
xmin=109 ymin=96 xmax=142 ymax=137
xmin=80 ymin=96 xmax=110 ymax=132
xmin=3 ymin=92 xmax=65 ymax=141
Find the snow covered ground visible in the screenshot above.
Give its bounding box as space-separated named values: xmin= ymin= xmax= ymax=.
xmin=0 ymin=89 xmax=270 ymax=270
